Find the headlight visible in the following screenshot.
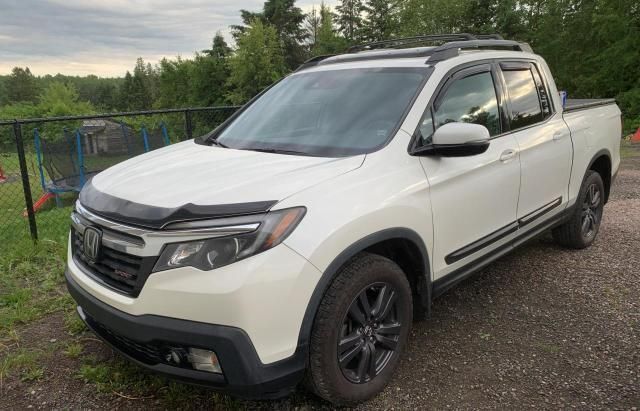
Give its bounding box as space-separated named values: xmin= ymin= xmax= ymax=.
xmin=153 ymin=207 xmax=305 ymax=272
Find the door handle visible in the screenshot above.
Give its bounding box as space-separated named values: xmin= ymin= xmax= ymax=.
xmin=553 ymin=131 xmax=567 ymax=141
xmin=500 ymin=149 xmax=517 ymax=162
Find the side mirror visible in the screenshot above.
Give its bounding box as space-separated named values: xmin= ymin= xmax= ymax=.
xmin=417 ymin=122 xmax=490 ymax=157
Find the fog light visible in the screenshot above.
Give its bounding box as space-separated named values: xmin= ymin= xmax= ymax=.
xmin=188 ymin=348 xmax=222 ymax=374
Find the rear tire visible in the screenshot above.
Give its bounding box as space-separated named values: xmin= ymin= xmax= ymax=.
xmin=552 ymin=170 xmax=605 ymax=249
xmin=305 ymin=253 xmax=412 ymax=406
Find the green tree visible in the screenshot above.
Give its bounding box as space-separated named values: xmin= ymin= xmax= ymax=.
xmin=190 ymin=52 xmax=231 ymax=106
xmin=312 ymin=3 xmax=347 ymax=56
xmin=156 ymin=33 xmax=231 ymax=109
xmin=398 ymin=0 xmax=470 ymax=36
xmin=156 ymin=57 xmax=193 ymax=108
xmin=0 ymin=102 xmax=40 ymax=145
xmin=0 ymin=76 xmax=7 ymax=106
xmin=130 ymin=58 xmax=154 ymax=110
xmin=336 ymin=0 xmax=364 ymax=42
xmin=203 ymin=32 xmax=232 ymax=59
xmin=461 ymin=0 xmax=524 ymax=37
xmin=38 ymin=82 xmax=94 ymax=117
xmin=361 ymin=0 xmax=402 ymax=42
xmin=226 ymin=20 xmax=287 ymax=104
xmin=305 ymin=6 xmax=322 ymax=47
xmin=6 ymin=67 xmax=39 ymax=103
xmin=234 ymin=0 xmax=308 ymax=69
xmin=94 ymin=82 xmax=118 ymax=110
xmin=119 ymin=71 xmax=135 ymax=110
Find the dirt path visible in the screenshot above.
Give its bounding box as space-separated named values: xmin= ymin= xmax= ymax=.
xmin=2 ymin=145 xmax=639 ymax=410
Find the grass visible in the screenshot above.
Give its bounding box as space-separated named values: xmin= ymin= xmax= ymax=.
xmin=0 ymin=348 xmax=45 ymax=384
xmin=0 ymin=157 xmax=247 ymax=407
xmin=0 ymin=129 xmax=261 ymax=406
xmin=64 ymin=342 xmax=84 ymax=358
xmin=75 ymin=356 xmax=242 ymax=408
xmin=0 ymin=239 xmax=71 ymax=337
xmin=620 ymin=140 xmax=639 ymax=159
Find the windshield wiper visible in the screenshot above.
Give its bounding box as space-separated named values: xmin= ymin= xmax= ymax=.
xmin=242 ymin=147 xmax=310 ymax=156
xmin=208 ymin=137 xmax=228 ymax=148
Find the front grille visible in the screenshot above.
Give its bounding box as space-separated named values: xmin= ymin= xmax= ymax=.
xmin=71 ymin=228 xmax=156 ymax=297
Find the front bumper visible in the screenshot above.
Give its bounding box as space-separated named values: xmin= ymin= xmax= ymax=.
xmin=66 ymin=270 xmax=306 ymax=399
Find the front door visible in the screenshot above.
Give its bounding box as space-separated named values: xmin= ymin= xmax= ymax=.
xmin=415 ymin=64 xmax=521 ymax=278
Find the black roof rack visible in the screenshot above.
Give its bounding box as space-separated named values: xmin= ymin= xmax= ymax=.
xmin=428 ymin=39 xmax=532 ymax=62
xmin=474 ymin=34 xmax=504 ymax=40
xmin=347 ymin=33 xmax=477 ymax=53
xmin=296 ymin=33 xmax=532 ymax=71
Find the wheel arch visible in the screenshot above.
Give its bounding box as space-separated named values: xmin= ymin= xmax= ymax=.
xmin=297 ymin=228 xmax=431 ymax=351
xmin=587 ymin=149 xmax=612 ymax=203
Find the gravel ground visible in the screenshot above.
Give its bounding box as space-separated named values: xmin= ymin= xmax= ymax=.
xmin=363 ymin=155 xmax=640 ymax=409
xmin=2 ymin=146 xmax=639 ymax=410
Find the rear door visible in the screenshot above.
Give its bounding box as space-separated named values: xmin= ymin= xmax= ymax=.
xmin=415 ymin=63 xmax=521 ymax=278
xmin=497 ymin=61 xmax=573 ymax=222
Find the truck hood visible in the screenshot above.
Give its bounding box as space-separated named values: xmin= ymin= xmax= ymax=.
xmin=80 ymin=140 xmax=364 ymax=228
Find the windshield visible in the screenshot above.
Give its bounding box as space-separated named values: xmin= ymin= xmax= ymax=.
xmin=213 ymin=67 xmax=431 ymax=157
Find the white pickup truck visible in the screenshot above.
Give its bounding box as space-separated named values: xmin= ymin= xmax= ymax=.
xmin=66 ymin=34 xmax=621 ymax=405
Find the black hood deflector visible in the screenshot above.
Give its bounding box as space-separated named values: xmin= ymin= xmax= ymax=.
xmin=79 ymin=179 xmax=277 ymax=229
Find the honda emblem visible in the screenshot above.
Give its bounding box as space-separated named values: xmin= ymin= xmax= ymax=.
xmin=83 ymin=227 xmax=102 ymax=262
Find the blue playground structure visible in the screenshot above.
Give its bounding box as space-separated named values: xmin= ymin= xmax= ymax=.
xmin=31 ymin=121 xmax=171 ymax=212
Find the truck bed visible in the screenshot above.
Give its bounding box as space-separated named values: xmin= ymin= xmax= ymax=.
xmin=564 ymin=98 xmax=617 ymax=112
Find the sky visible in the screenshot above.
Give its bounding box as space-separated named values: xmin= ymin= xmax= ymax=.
xmin=0 ymin=0 xmax=337 ymax=77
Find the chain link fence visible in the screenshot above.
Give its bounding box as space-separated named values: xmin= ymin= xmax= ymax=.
xmin=0 ymin=107 xmax=238 ymax=249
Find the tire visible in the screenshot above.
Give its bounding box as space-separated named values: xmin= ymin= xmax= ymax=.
xmin=305 ymin=253 xmax=413 ymax=406
xmin=552 ymin=170 xmax=605 ymax=249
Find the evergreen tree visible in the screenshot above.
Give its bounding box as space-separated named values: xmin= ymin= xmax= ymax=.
xmin=119 ymin=71 xmax=135 ymax=110
xmin=398 ymin=0 xmax=470 ymax=36
xmin=127 ymin=57 xmax=153 ymax=110
xmin=156 ymin=57 xmax=192 ymax=108
xmin=226 ymin=20 xmax=287 ymax=104
xmin=234 ymin=0 xmax=308 ymax=69
xmin=203 ymin=32 xmax=232 ymax=59
xmin=312 ymin=3 xmax=347 ymax=56
xmin=305 ymin=6 xmax=321 ymax=47
xmin=191 ymin=52 xmax=231 ymax=106
xmin=94 ymin=82 xmax=118 ymax=110
xmin=361 ymin=0 xmax=401 ymax=42
xmin=6 ymin=67 xmax=39 ymax=103
xmin=336 ymin=0 xmax=364 ymax=42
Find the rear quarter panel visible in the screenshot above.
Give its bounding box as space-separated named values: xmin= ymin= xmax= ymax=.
xmin=563 ymin=104 xmax=622 ymax=204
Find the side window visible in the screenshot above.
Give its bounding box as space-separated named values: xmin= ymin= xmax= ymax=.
xmin=502 ymin=69 xmax=544 ymax=129
xmin=531 ymin=65 xmax=552 ymax=119
xmin=419 ymin=71 xmax=501 ymax=145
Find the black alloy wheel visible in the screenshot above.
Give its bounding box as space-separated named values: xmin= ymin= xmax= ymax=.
xmin=337 ymin=282 xmax=402 ymax=384
xmin=581 ymin=182 xmax=603 ymax=239
xmin=305 ymin=253 xmax=413 ymax=405
xmin=552 ymin=170 xmax=605 ymax=249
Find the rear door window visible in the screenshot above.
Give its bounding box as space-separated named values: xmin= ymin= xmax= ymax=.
xmin=502 ymin=68 xmax=544 ymax=129
xmin=530 ymin=65 xmax=553 ymax=119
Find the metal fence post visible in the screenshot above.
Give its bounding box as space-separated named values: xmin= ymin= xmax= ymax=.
xmin=14 ymin=121 xmax=38 ymax=241
xmin=185 ymin=109 xmax=193 ymax=140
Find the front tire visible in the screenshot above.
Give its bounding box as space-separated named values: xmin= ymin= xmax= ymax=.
xmin=305 ymin=253 xmax=412 ymax=406
xmin=552 ymin=170 xmax=605 ymax=249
